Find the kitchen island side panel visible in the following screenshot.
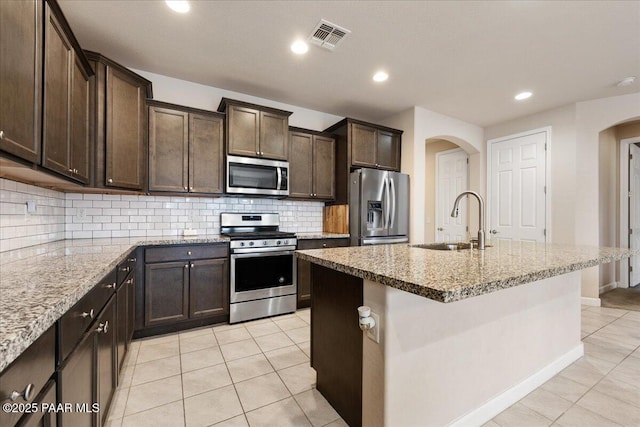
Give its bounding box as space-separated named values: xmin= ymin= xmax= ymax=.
xmin=311 ymin=264 xmax=363 ymax=427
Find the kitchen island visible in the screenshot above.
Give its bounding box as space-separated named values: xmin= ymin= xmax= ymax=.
xmin=296 ymin=241 xmax=633 ymax=427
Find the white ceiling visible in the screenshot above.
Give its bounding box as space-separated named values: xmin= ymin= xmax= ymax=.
xmin=58 ymin=0 xmax=640 ymax=127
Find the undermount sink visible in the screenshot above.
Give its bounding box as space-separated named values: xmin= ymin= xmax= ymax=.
xmin=412 ymin=242 xmax=492 ymax=251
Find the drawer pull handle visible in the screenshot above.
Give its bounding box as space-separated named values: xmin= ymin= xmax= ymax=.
xmin=126 ymin=278 xmax=134 ymax=284
xmin=0 ymin=130 xmax=5 ymax=140
xmin=107 ymin=178 xmax=113 ymax=184
xmin=127 ymin=257 xmax=137 ymax=262
xmin=9 ymin=384 xmax=34 ymax=402
xmin=185 ymin=264 xmax=189 ymax=269
xmin=322 ymin=243 xmax=327 ymax=248
xmin=190 ymin=263 xmax=194 ymax=268
xmin=104 ymin=283 xmax=116 ymax=289
xmin=120 ymin=266 xmax=130 ymax=272
xmin=81 ymin=309 xmax=94 ymax=319
xmin=96 ymin=321 xmax=109 ymax=334
xmin=187 ymin=251 xmax=192 ymax=255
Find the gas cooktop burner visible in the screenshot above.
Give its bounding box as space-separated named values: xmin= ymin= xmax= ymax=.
xmin=223 ymin=231 xmax=296 ymax=241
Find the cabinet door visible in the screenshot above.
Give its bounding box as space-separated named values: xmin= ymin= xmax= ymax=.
xmin=116 ymin=283 xmax=127 ymax=377
xmin=145 ymin=261 xmax=189 ymax=326
xmin=19 ymin=379 xmax=57 ymax=427
xmin=148 ymin=106 xmax=188 ymax=192
xmin=105 ymin=66 xmax=146 ymax=190
xmin=189 ymin=113 xmax=224 ymax=194
xmin=189 ymin=258 xmax=228 ymax=318
xmin=350 ymin=123 xmax=377 ymax=168
xmin=96 ymin=297 xmax=116 ymax=427
xmin=297 ymin=259 xmax=312 ymax=308
xmin=43 ymin=4 xmax=72 ymax=176
xmin=313 ymin=136 xmax=335 ymax=200
xmin=376 ymin=129 xmax=401 ymax=171
xmin=259 ymin=111 xmax=288 ymax=160
xmin=127 ymin=275 xmax=135 ymax=343
xmin=70 ymin=56 xmax=91 ymax=184
xmin=0 ymin=0 xmax=41 ymax=163
xmin=59 ymin=329 xmax=94 ymax=427
xmin=227 ymin=105 xmax=259 ymax=157
xmin=288 ymin=132 xmax=313 ymax=198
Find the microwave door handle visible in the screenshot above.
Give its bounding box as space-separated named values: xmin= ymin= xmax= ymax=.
xmin=276 ymin=167 xmax=282 ymax=190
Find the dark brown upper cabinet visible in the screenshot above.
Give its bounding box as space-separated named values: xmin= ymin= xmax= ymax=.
xmin=85 ymin=51 xmax=153 ymax=191
xmin=0 ymin=0 xmax=42 ymax=163
xmin=42 ymin=2 xmax=92 ymax=185
xmin=218 ymin=98 xmax=292 ymax=161
xmin=148 ymin=100 xmax=225 ymax=194
xmin=289 ymin=128 xmax=335 ymax=200
xmin=324 ymin=118 xmax=403 ymax=204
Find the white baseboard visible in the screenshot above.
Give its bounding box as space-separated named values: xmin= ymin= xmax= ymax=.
xmin=449 ymin=344 xmax=584 ymax=427
xmin=599 ymin=282 xmax=617 ymax=294
xmin=581 ymin=297 xmax=602 ymax=307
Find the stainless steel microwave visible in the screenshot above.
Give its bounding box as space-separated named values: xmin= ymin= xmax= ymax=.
xmin=226 ymin=155 xmax=289 ymax=196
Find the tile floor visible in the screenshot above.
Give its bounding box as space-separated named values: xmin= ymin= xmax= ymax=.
xmin=106 ymin=306 xmax=640 ymax=427
xmin=105 ymin=309 xmax=347 ymax=427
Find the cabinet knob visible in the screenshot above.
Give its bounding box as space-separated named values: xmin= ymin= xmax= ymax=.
xmin=8 ymin=384 xmax=34 ymax=402
xmin=0 ymin=130 xmax=4 ymax=140
xmin=81 ymin=309 xmax=94 ymax=319
xmin=256 ymin=151 xmax=259 ymax=155
xmin=68 ymin=168 xmax=74 ymax=173
xmin=190 ymin=263 xmax=194 ymax=268
xmin=96 ymin=321 xmax=109 ymax=334
xmin=74 ymin=168 xmax=78 ymax=173
xmin=120 ymin=266 xmax=130 ymax=272
xmin=126 ymin=278 xmax=134 ymax=285
xmin=260 ymin=151 xmax=264 ymax=156
xmin=490 ymin=229 xmax=499 ymax=234
xmin=127 ymin=257 xmax=136 ymax=262
xmin=107 ymin=178 xmax=113 ymax=184
xmin=184 ymin=264 xmax=189 ymax=269
xmin=187 ymin=251 xmax=192 ymax=255
xmin=104 ymin=282 xmax=116 ymax=289
xmin=322 ymin=243 xmax=327 ymax=248
xmin=184 ymin=186 xmax=188 ymax=190
xmin=189 ymin=187 xmax=194 ymax=191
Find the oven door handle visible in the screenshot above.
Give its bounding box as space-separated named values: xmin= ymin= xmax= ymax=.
xmin=231 ymin=247 xmax=296 ymax=256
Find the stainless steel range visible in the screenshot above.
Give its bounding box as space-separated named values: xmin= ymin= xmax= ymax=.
xmin=221 ymin=213 xmax=297 ymax=323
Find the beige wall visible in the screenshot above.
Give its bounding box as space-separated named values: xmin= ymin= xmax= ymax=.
xmin=424 ymin=140 xmax=460 ymax=243
xmin=599 ymin=127 xmax=618 ymax=287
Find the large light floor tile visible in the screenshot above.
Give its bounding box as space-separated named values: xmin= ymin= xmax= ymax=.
xmin=583 ymin=340 xmax=631 ymax=364
xmin=540 ymin=375 xmax=591 ymax=403
xmin=136 ymin=340 xmax=180 ymax=364
xmin=254 ymin=332 xmax=295 ymax=353
xmin=227 ymin=353 xmax=274 ymax=383
xmin=323 ymin=419 xmax=348 ymax=427
xmin=576 ymin=389 xmax=640 ymax=425
xmin=593 ymin=377 xmax=640 ymax=409
xmin=184 ymin=384 xmax=244 ymax=427
xmin=220 ymin=338 xmax=262 ymax=361
xmin=295 ymin=309 xmax=310 ymax=324
xmin=492 ymin=402 xmax=552 ymax=427
xmin=558 ymin=356 xmax=615 ymax=388
xmin=294 ymin=389 xmax=340 ymax=427
xmin=297 ymin=341 xmax=311 ymax=358
xmin=519 ymin=388 xmax=573 ymax=422
xmin=554 ymin=404 xmax=622 ymax=427
xmin=180 ymin=346 xmax=224 ymax=373
xmin=284 ymin=327 xmax=310 ymax=344
xmin=245 ymin=397 xmax=311 ymax=427
xmin=606 ymin=357 xmax=640 ymax=390
xmin=121 ymin=400 xmax=185 ymax=427
xmin=107 ymin=387 xmax=129 ymax=420
xmin=265 ymin=345 xmax=309 ymax=371
xmin=213 ymin=415 xmax=249 ymax=427
xmin=278 ymin=363 xmax=316 ymax=395
xmin=182 ymin=363 xmax=232 ymax=397
xmin=131 ymin=355 xmax=181 ymax=386
xmin=245 ymin=321 xmax=281 ymax=338
xmin=274 ymin=316 xmax=308 ymax=331
xmin=235 ymin=372 xmax=291 ymax=412
xmin=215 ymin=327 xmax=252 ymax=345
xmin=180 ymin=333 xmax=218 ymax=354
xmin=179 ymin=327 xmax=214 ymax=340
xmin=124 ymin=375 xmax=183 ymax=416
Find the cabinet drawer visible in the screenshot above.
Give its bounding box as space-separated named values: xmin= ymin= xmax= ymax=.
xmin=145 ymin=244 xmax=228 ymax=263
xmin=59 ymin=269 xmax=116 ymax=362
xmin=116 ymin=250 xmax=137 ymax=285
xmin=0 ymin=327 xmax=55 ymax=427
xmin=297 ymin=238 xmax=349 ymax=250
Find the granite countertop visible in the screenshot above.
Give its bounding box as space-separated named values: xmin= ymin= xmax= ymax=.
xmin=0 ymin=236 xmax=229 ymax=372
xmin=296 ymin=241 xmax=634 ymax=303
xmin=296 ymin=232 xmax=350 ymax=240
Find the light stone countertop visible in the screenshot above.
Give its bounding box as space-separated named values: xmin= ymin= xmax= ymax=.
xmin=0 ymin=236 xmax=229 ymax=372
xmin=296 ymin=241 xmax=634 ymax=303
xmin=296 ymin=232 xmax=350 ymax=240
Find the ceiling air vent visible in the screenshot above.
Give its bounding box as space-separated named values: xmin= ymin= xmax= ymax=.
xmin=309 ymin=19 xmax=351 ymax=50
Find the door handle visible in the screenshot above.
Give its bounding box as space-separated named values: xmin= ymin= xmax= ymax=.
xmin=490 ymin=230 xmax=499 ymax=234
xmin=437 ymin=227 xmax=444 ymax=231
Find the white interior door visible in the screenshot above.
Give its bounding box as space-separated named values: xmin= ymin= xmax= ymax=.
xmin=436 ymin=148 xmax=468 ymax=242
xmin=629 ymin=144 xmax=640 ymax=286
xmin=489 ymin=130 xmax=547 ymax=243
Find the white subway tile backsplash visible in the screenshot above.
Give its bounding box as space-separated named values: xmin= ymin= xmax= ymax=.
xmin=0 ymin=178 xmax=323 ymax=249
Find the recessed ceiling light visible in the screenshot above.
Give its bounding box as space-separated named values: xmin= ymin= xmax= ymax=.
xmin=373 ymin=71 xmax=389 ymax=82
xmin=290 ymin=40 xmax=309 ymax=55
xmin=514 ymin=91 xmax=532 ymax=101
xmin=165 ymin=0 xmax=190 ymax=13
xmin=617 ymin=76 xmax=636 ymax=87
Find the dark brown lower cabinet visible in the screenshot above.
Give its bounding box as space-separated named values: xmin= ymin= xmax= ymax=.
xmin=58 ymin=328 xmax=94 ymax=427
xmin=18 ymin=379 xmax=57 ymax=427
xmin=297 ymin=238 xmax=349 ymax=308
xmin=141 ymin=244 xmax=229 ymax=335
xmin=116 ymin=280 xmax=127 ymax=376
xmin=96 ymin=298 xmax=116 ymax=427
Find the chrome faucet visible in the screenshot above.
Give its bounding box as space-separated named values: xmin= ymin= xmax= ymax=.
xmin=450 ymin=191 xmax=486 ymax=250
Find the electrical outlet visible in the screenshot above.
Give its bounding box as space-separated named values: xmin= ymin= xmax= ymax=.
xmin=26 ymin=201 xmax=37 ymax=213
xmin=366 ymin=311 xmax=380 ymax=343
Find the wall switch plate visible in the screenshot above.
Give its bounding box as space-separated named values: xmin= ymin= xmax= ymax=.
xmin=26 ymin=201 xmax=37 ymax=213
xmin=366 ymin=311 xmax=380 ymax=343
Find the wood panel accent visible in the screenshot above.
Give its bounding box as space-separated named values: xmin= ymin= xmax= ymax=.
xmin=323 ymin=205 xmax=349 ymax=234
xmin=0 ymin=0 xmax=41 ymax=163
xmin=311 ymin=264 xmax=363 ymax=427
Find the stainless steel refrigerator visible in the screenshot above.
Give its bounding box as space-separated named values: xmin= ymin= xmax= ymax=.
xmin=349 ymin=168 xmax=410 ymax=246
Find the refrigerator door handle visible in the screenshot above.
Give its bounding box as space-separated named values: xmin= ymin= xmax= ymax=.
xmin=384 ymin=173 xmax=391 ymax=230
xmin=390 ymin=175 xmax=397 ymax=229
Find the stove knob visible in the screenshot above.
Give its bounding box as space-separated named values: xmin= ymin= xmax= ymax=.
xmin=263 ymin=241 xmax=268 ymax=246
xmin=240 ymin=242 xmax=245 ymax=247
xmin=249 ymin=242 xmax=254 ymax=246
xmin=277 ymin=240 xmax=281 ymax=245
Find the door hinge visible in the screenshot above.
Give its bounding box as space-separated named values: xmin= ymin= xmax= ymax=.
xmin=466 ymin=226 xmax=469 ymax=232
xmin=466 ymin=158 xmax=469 ymax=164
xmin=631 ymin=153 xmax=633 ymax=160
xmin=544 ymin=143 xmax=547 ymax=151
xmin=631 ymin=229 xmax=633 ymax=235
xmin=543 ymin=186 xmax=547 ymax=194
xmin=543 ymin=229 xmax=547 ymax=237
xmin=630 ymin=265 xmax=633 ymax=272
